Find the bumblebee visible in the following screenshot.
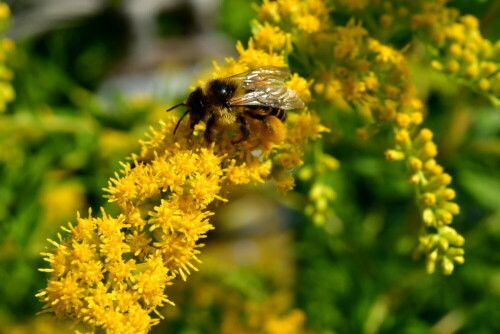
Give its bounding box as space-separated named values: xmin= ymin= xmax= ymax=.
xmin=168 ymin=66 xmax=305 ymax=143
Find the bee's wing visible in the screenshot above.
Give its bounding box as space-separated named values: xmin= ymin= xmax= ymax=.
xmin=227 ymin=66 xmax=305 ymax=110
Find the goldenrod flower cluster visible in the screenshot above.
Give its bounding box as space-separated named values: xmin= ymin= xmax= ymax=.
xmin=253 ymin=0 xmax=465 ymax=274
xmin=408 ymin=1 xmax=499 ymax=104
xmin=0 ymin=2 xmax=14 ymax=113
xmin=299 ymin=151 xmax=339 ymax=226
xmin=339 ymin=0 xmax=500 ymax=105
xmin=37 ymin=6 xmax=326 ymax=331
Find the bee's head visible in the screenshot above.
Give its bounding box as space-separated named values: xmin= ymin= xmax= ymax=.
xmin=186 ymin=87 xmax=207 ymax=128
xmin=209 ymin=79 xmax=236 ymax=107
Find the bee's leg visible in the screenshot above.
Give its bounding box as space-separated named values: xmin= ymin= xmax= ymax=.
xmin=204 ymin=115 xmax=216 ymax=143
xmin=232 ymin=115 xmax=250 ymax=144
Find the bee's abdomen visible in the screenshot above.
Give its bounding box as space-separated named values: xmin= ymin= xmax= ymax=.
xmin=245 ymin=106 xmax=287 ymax=122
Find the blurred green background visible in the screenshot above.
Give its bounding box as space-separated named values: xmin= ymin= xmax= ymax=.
xmin=1 ymin=0 xmax=500 ymax=333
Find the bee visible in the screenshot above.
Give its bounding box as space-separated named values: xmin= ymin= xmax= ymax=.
xmin=167 ymin=66 xmax=305 ymax=143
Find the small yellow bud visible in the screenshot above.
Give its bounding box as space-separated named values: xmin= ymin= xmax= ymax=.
xmin=422 ymin=208 xmax=435 ymax=226
xmin=448 ymin=248 xmax=465 ymax=265
xmin=478 ymin=78 xmax=490 ymax=91
xmin=416 ymin=128 xmax=433 ymax=144
xmin=395 ymin=129 xmax=410 ymax=145
xmin=309 ymin=183 xmax=323 ymax=200
xmin=422 ymin=192 xmax=436 ymax=206
xmin=395 ymin=113 xmax=411 ymax=128
xmin=448 ymin=247 xmax=465 ymax=257
xmin=364 ymin=74 xmax=379 ymax=91
xmin=409 ymin=158 xmax=422 ymax=171
xmin=426 ymin=258 xmax=436 ymax=274
xmin=446 ymin=60 xmax=460 ymax=73
xmin=431 ymin=60 xmax=443 ymax=71
xmin=313 ymin=213 xmax=325 ymax=226
xmin=423 ymin=141 xmax=438 ymax=158
xmin=408 ymin=173 xmax=420 ymax=185
xmin=462 ymin=49 xmax=477 ymax=64
xmin=314 ymin=83 xmax=325 ymax=94
xmin=424 ymin=161 xmax=443 ymax=175
xmin=460 ymin=15 xmax=479 ymax=30
xmin=437 ymin=209 xmax=453 ymax=225
xmin=445 ymin=202 xmax=460 ymax=215
xmin=449 ymin=43 xmax=462 ymax=57
xmin=441 ymin=256 xmax=454 ymax=275
xmin=448 ymin=232 xmax=465 ymax=246
xmin=0 ymin=3 xmax=10 ymax=20
xmin=428 ymin=248 xmax=439 ymax=262
xmin=481 ymin=61 xmax=497 ymax=75
xmin=298 ymin=166 xmax=313 ymax=181
xmin=427 ymin=173 xmax=452 ymax=190
xmin=324 ymin=155 xmax=339 ymax=170
xmin=465 ymin=64 xmax=479 ymax=78
xmin=442 ymin=188 xmax=456 ymax=200
xmin=479 ymin=40 xmax=493 ymax=59
xmin=440 ymin=173 xmax=452 ymax=186
xmin=316 ymin=197 xmax=328 ymax=211
xmin=439 ymin=237 xmax=449 ymax=251
xmin=385 ymin=149 xmax=405 ymax=161
xmin=410 ymin=112 xmax=423 ymax=125
xmin=423 ymin=159 xmax=437 ymax=170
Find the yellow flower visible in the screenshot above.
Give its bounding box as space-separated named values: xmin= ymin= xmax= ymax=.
xmin=0 ymin=2 xmax=9 ymax=20
xmin=295 ymin=14 xmax=321 ymax=34
xmin=253 ymin=21 xmax=290 ymax=52
xmin=286 ymin=73 xmax=312 ymax=103
xmin=235 ymin=40 xmax=287 ymax=70
xmin=287 ymin=110 xmax=329 ymax=146
xmin=460 ymin=14 xmax=479 ymax=29
xmin=256 ymin=0 xmax=281 ymax=24
xmin=278 ymin=0 xmax=302 ymax=21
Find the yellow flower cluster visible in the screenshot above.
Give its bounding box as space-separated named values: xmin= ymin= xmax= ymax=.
xmin=38 ymin=109 xmax=324 ymax=332
xmin=37 ymin=4 xmax=327 ymax=330
xmin=254 ymin=0 xmax=464 ymax=274
xmin=299 ymin=149 xmax=339 ymax=226
xmin=358 ymin=0 xmax=499 ymax=104
xmin=0 ymin=2 xmax=15 ymax=113
xmin=411 ymin=2 xmax=500 ymax=103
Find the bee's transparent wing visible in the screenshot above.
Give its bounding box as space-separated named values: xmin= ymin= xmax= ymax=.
xmin=227 ymin=66 xmax=305 ymax=110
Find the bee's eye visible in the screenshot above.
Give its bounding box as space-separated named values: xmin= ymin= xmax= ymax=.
xmin=210 ymin=80 xmax=234 ymax=102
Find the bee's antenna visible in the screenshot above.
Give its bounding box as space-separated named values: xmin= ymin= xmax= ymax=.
xmin=173 ymin=110 xmax=190 ymax=134
xmin=167 ymin=103 xmax=185 ymax=112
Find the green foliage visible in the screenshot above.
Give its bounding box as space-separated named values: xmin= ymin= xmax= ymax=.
xmin=218 ymin=0 xmax=255 ymax=42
